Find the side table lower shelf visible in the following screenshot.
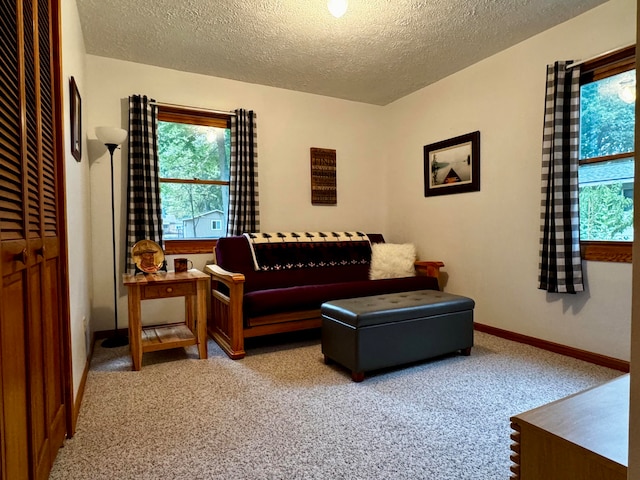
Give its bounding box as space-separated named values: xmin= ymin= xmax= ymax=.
xmin=142 ymin=323 xmax=198 ymax=352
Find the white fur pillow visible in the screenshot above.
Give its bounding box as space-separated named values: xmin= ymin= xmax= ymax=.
xmin=369 ymin=243 xmax=417 ymax=280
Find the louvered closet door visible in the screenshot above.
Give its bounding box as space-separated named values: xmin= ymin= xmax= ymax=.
xmin=25 ymin=1 xmax=67 ymax=478
xmin=0 ymin=1 xmax=67 ymax=479
xmin=0 ymin=3 xmax=31 ymax=478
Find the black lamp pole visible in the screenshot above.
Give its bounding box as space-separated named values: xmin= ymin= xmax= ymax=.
xmin=102 ymin=143 xmax=129 ymax=348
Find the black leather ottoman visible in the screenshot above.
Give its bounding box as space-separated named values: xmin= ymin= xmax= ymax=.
xmin=321 ymin=290 xmax=475 ymax=381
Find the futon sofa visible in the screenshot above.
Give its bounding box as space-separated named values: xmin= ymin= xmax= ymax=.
xmin=205 ymin=232 xmax=444 ymax=359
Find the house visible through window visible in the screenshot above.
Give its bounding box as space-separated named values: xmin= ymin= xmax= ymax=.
xmin=577 ymin=45 xmax=635 ymax=262
xmin=157 ymin=105 xmax=231 ymax=253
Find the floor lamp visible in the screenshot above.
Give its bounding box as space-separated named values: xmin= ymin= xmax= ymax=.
xmin=96 ymin=126 xmax=129 ymax=348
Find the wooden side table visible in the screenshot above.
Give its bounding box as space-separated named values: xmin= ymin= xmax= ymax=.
xmin=123 ymin=269 xmax=209 ymax=371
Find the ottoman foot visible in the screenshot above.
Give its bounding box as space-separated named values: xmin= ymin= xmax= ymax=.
xmin=351 ymin=371 xmax=365 ymax=382
xmin=461 ymin=347 xmax=472 ymax=356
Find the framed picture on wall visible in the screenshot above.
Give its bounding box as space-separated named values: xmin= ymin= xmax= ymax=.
xmin=424 ymin=131 xmax=480 ymax=197
xmin=70 ymin=76 xmax=81 ymax=162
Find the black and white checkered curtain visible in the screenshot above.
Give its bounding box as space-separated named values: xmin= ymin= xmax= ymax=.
xmin=538 ymin=61 xmax=583 ymax=293
xmin=125 ymin=94 xmax=163 ymax=273
xmin=227 ymin=108 xmax=260 ymax=235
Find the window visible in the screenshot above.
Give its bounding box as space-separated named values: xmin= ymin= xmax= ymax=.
xmin=157 ymin=105 xmax=231 ymax=254
xmin=578 ymin=46 xmax=635 ymax=262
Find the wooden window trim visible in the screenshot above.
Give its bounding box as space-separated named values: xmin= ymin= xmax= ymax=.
xmin=158 ymin=105 xmax=231 ymax=128
xmin=578 ymin=45 xmax=635 ymax=263
xmin=157 ymin=105 xmax=231 ymax=254
xmin=579 ymin=45 xmax=635 ymax=82
xmin=160 ymin=178 xmax=229 ymax=185
xmin=164 ymin=239 xmax=218 ymax=255
xmin=581 ymin=241 xmax=631 ymax=263
xmin=579 ymin=152 xmax=634 ymax=165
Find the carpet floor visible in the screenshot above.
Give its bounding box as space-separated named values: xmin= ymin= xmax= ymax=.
xmin=49 ymin=331 xmax=621 ymax=480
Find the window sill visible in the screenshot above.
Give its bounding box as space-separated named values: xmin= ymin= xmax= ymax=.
xmin=164 ymin=239 xmax=218 ymax=255
xmin=581 ymin=241 xmax=632 ymax=263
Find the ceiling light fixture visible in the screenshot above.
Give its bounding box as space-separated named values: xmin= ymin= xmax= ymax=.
xmin=328 ymin=0 xmax=348 ymax=18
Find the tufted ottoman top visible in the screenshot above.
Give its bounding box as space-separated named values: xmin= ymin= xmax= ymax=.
xmin=321 ymin=290 xmax=475 ymax=328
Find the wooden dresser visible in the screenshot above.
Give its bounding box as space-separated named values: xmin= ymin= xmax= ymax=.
xmin=510 ymin=374 xmax=628 ymax=480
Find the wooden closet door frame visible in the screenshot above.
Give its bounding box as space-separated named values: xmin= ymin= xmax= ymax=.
xmin=50 ymin=0 xmax=74 ymax=438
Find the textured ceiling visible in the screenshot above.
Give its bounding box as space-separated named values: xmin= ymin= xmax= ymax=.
xmin=76 ymin=0 xmax=607 ymax=105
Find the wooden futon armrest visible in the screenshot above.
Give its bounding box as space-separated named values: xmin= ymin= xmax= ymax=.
xmin=205 ymin=263 xmax=245 ymax=286
xmin=414 ymin=260 xmax=445 ymax=278
xmin=204 ymin=264 xmax=246 ymax=359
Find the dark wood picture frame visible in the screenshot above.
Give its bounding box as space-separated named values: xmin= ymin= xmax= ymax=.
xmin=424 ymin=131 xmax=480 ymax=197
xmin=70 ymin=76 xmax=81 ymax=162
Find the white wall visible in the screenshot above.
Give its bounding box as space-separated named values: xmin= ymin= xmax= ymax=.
xmin=83 ymin=0 xmax=635 ymax=361
xmin=385 ymin=0 xmax=636 ymax=361
xmin=61 ymin=0 xmax=92 ymax=398
xmin=85 ymin=58 xmax=387 ymax=331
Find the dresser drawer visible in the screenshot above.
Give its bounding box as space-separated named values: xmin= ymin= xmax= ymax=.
xmin=141 ymin=281 xmax=196 ymax=299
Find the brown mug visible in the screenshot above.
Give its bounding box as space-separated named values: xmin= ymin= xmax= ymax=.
xmin=174 ymin=257 xmax=193 ymax=273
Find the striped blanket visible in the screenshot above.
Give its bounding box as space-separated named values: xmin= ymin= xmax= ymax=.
xmin=243 ymin=232 xmax=371 ymax=271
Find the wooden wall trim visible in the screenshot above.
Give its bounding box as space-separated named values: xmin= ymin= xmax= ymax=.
xmin=474 ymin=323 xmax=630 ymax=372
xmin=72 ymin=334 xmax=94 ymax=435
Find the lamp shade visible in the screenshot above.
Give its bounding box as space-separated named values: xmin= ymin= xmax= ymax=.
xmin=95 ymin=126 xmax=127 ymax=146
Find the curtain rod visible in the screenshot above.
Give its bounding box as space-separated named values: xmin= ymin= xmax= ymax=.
xmin=150 ymin=100 xmax=236 ymax=116
xmin=566 ymin=43 xmax=635 ymax=69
